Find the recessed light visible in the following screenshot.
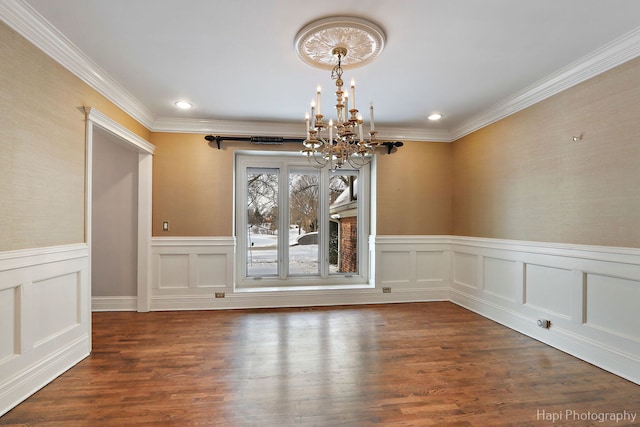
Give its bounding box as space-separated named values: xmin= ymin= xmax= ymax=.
xmin=175 ymin=101 xmax=193 ymax=110
xmin=427 ymin=113 xmax=442 ymax=121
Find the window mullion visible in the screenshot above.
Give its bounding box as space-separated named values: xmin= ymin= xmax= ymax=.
xmin=319 ymin=167 xmax=329 ymax=278
xmin=279 ymin=163 xmax=288 ymax=279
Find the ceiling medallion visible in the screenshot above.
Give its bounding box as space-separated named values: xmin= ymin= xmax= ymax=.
xmin=295 ymin=17 xmax=387 ymax=169
xmin=294 ymin=16 xmax=386 ymax=70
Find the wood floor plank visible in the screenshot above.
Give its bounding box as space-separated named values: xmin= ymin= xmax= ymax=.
xmin=1 ymin=302 xmax=639 ymax=426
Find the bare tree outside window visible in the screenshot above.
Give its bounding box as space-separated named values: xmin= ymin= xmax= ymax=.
xmin=246 ymin=169 xmax=279 ymax=276
xmin=288 ymin=171 xmax=320 ymax=275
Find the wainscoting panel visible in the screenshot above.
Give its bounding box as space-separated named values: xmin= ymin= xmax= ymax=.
xmin=452 ymin=251 xmax=476 ymax=289
xmin=0 ymin=244 xmax=90 ymax=417
xmin=585 ymin=273 xmax=640 ymax=352
xmin=32 ymin=272 xmax=81 ymax=348
xmin=483 ymin=257 xmax=522 ymax=303
xmin=372 ymin=236 xmax=450 ymax=299
xmin=158 ymin=254 xmax=190 ymax=289
xmin=449 ymin=236 xmax=640 ymax=385
xmin=196 ymin=254 xmax=228 ymax=288
xmin=416 ymin=250 xmax=446 ymax=286
xmin=151 ymin=238 xmax=235 ymax=308
xmin=524 ymin=264 xmax=573 ymax=319
xmin=379 ymin=250 xmax=411 ymax=286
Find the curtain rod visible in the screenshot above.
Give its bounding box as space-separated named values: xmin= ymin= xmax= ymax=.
xmin=204 ymin=134 xmax=403 ymax=154
xmin=204 ymin=135 xmax=305 ymax=150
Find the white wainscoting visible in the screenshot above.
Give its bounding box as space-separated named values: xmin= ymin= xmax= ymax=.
xmin=373 ymin=235 xmax=451 ymax=301
xmin=449 ymin=236 xmax=640 ymax=385
xmin=150 ymin=235 xmax=640 ymax=385
xmin=0 ymin=244 xmax=90 ymax=417
xmin=150 ymin=236 xmax=449 ymax=310
xmin=151 ymin=237 xmax=235 ymax=310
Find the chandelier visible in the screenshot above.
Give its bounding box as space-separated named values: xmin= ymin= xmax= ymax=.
xmin=295 ymin=17 xmax=386 ymax=169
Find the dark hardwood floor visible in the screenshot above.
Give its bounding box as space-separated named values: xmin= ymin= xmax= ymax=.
xmin=1 ymin=302 xmax=639 ymax=426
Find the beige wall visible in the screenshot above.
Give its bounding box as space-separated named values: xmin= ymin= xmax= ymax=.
xmin=452 ymin=56 xmax=640 ymax=248
xmin=150 ymin=135 xmax=454 ymax=237
xmin=1 ymin=21 xmax=149 ymax=251
xmin=6 ymin=16 xmax=640 ymax=250
xmin=375 ymin=141 xmax=452 ymax=235
xmin=150 ymin=133 xmax=237 ymax=236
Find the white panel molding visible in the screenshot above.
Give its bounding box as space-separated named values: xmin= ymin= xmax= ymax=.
xmin=452 ymin=251 xmax=476 ymax=289
xmin=0 ymin=244 xmax=90 ymax=417
xmin=152 ymin=237 xmax=235 ymax=303
xmin=150 ymin=235 xmax=449 ymax=311
xmin=449 ymin=236 xmax=640 ymax=385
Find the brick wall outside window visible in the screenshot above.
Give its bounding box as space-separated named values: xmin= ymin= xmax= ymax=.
xmin=338 ymin=216 xmax=358 ymax=273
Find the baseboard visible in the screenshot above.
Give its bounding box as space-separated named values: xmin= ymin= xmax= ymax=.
xmin=92 ymin=296 xmax=137 ymax=312
xmin=450 ymin=288 xmax=640 ymax=385
xmin=151 ymin=287 xmax=450 ymax=311
xmin=0 ymin=336 xmax=90 ymax=417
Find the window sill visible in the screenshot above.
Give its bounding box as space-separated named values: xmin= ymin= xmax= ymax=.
xmin=234 ymin=282 xmax=375 ymax=293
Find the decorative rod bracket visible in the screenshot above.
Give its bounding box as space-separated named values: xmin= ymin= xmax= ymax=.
xmin=204 ymin=135 xmax=222 ymax=149
xmin=381 ymin=141 xmax=404 ymax=154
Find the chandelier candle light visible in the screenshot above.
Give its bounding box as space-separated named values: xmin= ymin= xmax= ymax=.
xmin=295 ymin=16 xmax=386 ymax=169
xmin=302 ymin=47 xmax=378 ymax=169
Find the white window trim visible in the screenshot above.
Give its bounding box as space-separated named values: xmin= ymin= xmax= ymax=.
xmin=234 ymin=151 xmax=371 ymax=291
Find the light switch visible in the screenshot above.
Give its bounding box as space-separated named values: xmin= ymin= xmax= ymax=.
xmin=162 ymin=221 xmax=169 ymax=231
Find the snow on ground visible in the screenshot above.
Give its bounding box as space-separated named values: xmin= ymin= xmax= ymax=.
xmin=247 ymin=229 xmax=329 ymax=276
xmin=247 ymin=228 xmax=304 ymax=248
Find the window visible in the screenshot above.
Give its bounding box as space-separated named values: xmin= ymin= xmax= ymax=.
xmin=235 ymin=152 xmax=371 ymax=289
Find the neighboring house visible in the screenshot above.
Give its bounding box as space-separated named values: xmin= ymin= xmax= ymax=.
xmin=330 ymin=178 xmax=358 ymax=273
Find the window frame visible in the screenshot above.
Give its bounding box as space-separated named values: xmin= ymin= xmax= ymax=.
xmin=234 ymin=151 xmax=371 ymax=290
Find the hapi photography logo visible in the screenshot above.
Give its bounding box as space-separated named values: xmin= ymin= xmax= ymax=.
xmin=537 ymin=409 xmax=637 ymax=424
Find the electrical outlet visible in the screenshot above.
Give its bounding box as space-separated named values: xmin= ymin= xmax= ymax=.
xmin=537 ymin=318 xmax=551 ymax=328
xmin=382 ymin=287 xmax=391 ymax=293
xmin=215 ymin=292 xmax=225 ymax=298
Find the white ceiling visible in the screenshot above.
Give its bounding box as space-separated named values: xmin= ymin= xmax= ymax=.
xmin=7 ymin=0 xmax=640 ymax=141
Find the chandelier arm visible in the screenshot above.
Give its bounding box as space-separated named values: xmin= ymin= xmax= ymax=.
xmin=302 ymin=43 xmax=383 ymax=169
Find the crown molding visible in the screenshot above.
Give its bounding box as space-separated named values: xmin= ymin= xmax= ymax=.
xmin=3 ymin=0 xmax=639 ymax=142
xmin=151 ymin=117 xmax=452 ymax=142
xmin=451 ymin=25 xmax=640 ymax=141
xmin=0 ymin=0 xmax=155 ymax=129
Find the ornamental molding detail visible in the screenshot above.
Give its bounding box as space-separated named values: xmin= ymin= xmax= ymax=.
xmin=294 ymin=16 xmax=386 ymax=70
